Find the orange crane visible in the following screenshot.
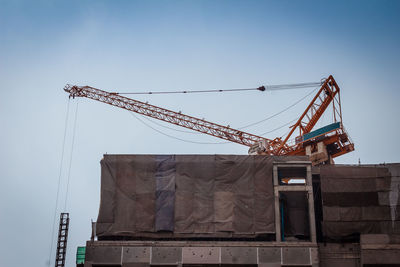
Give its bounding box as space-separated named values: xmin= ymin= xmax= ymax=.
xmin=64 ymin=75 xmax=354 ymax=165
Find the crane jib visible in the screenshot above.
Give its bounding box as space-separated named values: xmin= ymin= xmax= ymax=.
xmin=63 ymin=76 xmax=354 ymax=162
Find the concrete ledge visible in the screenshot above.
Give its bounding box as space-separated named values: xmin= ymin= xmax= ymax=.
xmin=221 ymin=247 xmax=257 ymax=264
xmin=258 ymin=247 xmax=281 ymax=264
xmin=87 ymin=240 xmax=318 ymax=247
xmin=282 ymin=247 xmax=311 ymax=265
xmin=151 ymin=247 xmax=181 ymax=265
xmin=182 ymin=247 xmax=219 ymax=264
xmin=122 ymin=247 xmax=150 ymax=263
xmin=86 ymin=246 xmax=122 ymax=264
xmin=84 ymin=241 xmax=319 ymax=266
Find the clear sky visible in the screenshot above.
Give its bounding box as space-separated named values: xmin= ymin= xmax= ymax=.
xmin=1 ymin=1 xmax=399 ymax=266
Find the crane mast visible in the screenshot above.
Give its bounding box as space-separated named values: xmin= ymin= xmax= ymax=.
xmin=64 ymin=75 xmax=354 ymax=164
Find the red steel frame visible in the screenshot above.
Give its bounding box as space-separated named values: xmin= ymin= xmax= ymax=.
xmin=277 ymin=75 xmax=342 ymax=154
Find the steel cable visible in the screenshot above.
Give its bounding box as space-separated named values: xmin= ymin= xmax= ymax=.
xmin=113 ymin=82 xmax=321 ymax=95
xmin=238 ymin=86 xmax=319 ymax=129
xmin=47 ymin=99 xmax=70 ymax=266
xmin=130 ymin=86 xmax=319 ymax=144
xmin=64 ymin=100 xmax=79 ymax=212
xmin=130 ymin=112 xmax=231 ymax=144
xmin=135 ymin=86 xmax=319 ymax=136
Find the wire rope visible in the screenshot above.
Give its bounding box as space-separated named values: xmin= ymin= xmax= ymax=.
xmin=47 ymin=99 xmax=70 ymax=266
xmin=141 ymin=115 xmax=200 ymax=134
xmin=130 ymin=86 xmax=320 ymax=144
xmin=64 ymin=100 xmax=79 ymax=212
xmin=265 ymin=82 xmax=322 ymax=90
xmin=114 ymin=82 xmax=322 ymax=95
xmin=138 ymin=86 xmax=320 ymax=135
xmin=258 ymin=117 xmax=299 ymax=136
xmin=130 ymin=112 xmax=231 ymax=144
xmin=238 ymin=86 xmax=319 ymax=129
xmin=119 ymin=87 xmax=260 ymax=95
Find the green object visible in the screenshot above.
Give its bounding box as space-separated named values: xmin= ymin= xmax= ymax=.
xmin=76 ymin=246 xmax=86 ymax=264
xmin=302 ymin=122 xmax=341 ymax=142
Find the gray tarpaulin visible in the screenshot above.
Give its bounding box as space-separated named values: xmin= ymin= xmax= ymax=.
xmin=155 ymin=155 xmax=175 ymax=231
xmin=281 ymin=191 xmax=310 ymax=237
xmin=320 ymin=164 xmax=400 ymax=238
xmin=96 ymin=154 xmax=276 ymax=238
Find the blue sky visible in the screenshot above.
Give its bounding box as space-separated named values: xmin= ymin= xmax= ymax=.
xmin=1 ymin=1 xmax=399 ymax=267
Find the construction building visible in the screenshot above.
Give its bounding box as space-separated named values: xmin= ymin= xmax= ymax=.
xmin=77 ymin=155 xmax=400 ymax=267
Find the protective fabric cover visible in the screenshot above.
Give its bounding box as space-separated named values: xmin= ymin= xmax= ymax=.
xmin=155 ymin=155 xmax=175 ymax=231
xmin=96 ymin=154 xmax=277 ymax=238
xmin=281 ymin=191 xmax=310 ymax=237
xmin=320 ymin=164 xmax=400 ymax=238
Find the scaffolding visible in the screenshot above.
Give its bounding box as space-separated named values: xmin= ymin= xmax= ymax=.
xmin=55 ymin=213 xmax=69 ymax=267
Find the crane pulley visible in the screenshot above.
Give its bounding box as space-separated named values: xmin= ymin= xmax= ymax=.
xmin=64 ymin=75 xmax=354 ymax=165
